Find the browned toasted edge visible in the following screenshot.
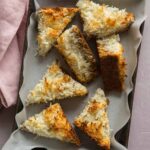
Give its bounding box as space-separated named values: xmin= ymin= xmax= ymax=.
xmin=77 ymin=0 xmax=135 ymax=39
xmin=55 ymin=25 xmax=97 ymax=83
xmin=36 ymin=7 xmax=79 ymax=56
xmin=96 ymin=39 xmax=126 ymax=92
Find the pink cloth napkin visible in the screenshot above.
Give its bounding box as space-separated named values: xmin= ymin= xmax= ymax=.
xmin=0 ymin=0 xmax=29 ymax=108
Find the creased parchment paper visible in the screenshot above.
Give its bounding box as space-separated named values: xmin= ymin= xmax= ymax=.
xmin=3 ymin=0 xmax=146 ymax=150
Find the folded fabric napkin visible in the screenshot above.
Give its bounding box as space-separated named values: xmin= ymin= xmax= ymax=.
xmin=0 ymin=0 xmax=29 ymax=108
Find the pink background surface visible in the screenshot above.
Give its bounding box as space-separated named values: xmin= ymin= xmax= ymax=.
xmin=0 ymin=0 xmax=28 ymax=108
xmin=0 ymin=0 xmax=149 ymax=149
xmin=128 ymin=0 xmax=150 ymax=149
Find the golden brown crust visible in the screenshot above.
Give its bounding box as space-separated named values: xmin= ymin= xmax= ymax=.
xmin=21 ymin=103 xmax=80 ymax=146
xmin=97 ymin=35 xmax=126 ymax=91
xmin=37 ymin=8 xmax=79 ymax=26
xmin=56 ymin=25 xmax=97 ymax=83
xmin=44 ymin=103 xmax=80 ymax=146
xmin=26 ymin=62 xmax=88 ymax=105
xmin=74 ymin=121 xmax=110 ymax=150
xmin=74 ymin=89 xmax=110 ymax=150
xmin=77 ymin=0 xmax=135 ymax=38
xmin=74 ymin=101 xmax=110 ymax=150
xmin=37 ymin=7 xmax=79 ymax=56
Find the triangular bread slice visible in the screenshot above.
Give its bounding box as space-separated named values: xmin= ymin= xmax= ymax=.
xmin=77 ymin=0 xmax=134 ymax=38
xmin=20 ymin=103 xmax=80 ymax=146
xmin=37 ymin=7 xmax=79 ymax=56
xmin=97 ymin=34 xmax=126 ymax=91
xmin=74 ymin=88 xmax=110 ymax=150
xmin=26 ymin=61 xmax=88 ymax=105
xmin=56 ymin=25 xmax=97 ymax=83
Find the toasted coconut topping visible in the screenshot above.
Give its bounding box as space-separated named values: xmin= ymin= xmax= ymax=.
xmin=77 ymin=0 xmax=134 ymax=38
xmin=56 ymin=25 xmax=97 ymax=83
xmin=97 ymin=35 xmax=126 ymax=91
xmin=20 ymin=103 xmax=80 ymax=145
xmin=26 ymin=61 xmax=88 ymax=105
xmin=74 ymin=88 xmax=110 ymax=150
xmin=37 ymin=7 xmax=78 ymax=56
